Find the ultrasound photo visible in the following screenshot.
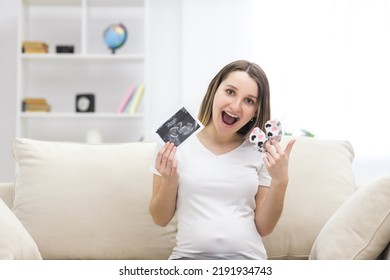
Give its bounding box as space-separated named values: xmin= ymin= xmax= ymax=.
xmin=155 ymin=107 xmax=203 ymax=147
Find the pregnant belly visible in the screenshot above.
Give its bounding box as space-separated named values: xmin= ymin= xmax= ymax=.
xmin=176 ymin=218 xmax=262 ymax=254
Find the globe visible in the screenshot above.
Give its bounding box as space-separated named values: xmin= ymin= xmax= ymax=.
xmin=103 ymin=23 xmax=127 ymax=54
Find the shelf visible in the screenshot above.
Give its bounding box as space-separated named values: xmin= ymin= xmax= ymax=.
xmin=21 ymin=53 xmax=145 ymax=62
xmin=23 ymin=0 xmax=81 ymax=6
xmin=20 ymin=112 xmax=144 ymax=119
xmin=88 ymin=0 xmax=145 ymax=7
xmin=23 ymin=0 xmax=144 ymax=7
xmin=18 ymin=0 xmax=148 ymax=143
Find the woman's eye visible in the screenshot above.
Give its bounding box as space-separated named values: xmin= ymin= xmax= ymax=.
xmin=226 ymin=89 xmax=234 ymax=95
xmin=246 ymin=98 xmax=255 ymax=105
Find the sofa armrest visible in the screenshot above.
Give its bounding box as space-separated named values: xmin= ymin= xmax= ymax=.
xmin=0 ymin=198 xmax=42 ymax=259
xmin=0 ymin=182 xmax=14 ymax=209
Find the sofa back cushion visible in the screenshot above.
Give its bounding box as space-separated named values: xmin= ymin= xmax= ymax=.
xmin=12 ymin=138 xmax=176 ymax=260
xmin=262 ymin=136 xmax=357 ymax=259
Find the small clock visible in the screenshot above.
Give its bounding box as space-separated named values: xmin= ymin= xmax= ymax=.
xmin=76 ymin=94 xmax=95 ymax=112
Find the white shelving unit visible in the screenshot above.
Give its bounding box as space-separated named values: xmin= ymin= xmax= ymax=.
xmin=17 ymin=0 xmax=149 ymax=143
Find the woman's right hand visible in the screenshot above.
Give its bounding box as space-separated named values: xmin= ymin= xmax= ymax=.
xmin=150 ymin=142 xmax=179 ymax=227
xmin=155 ymin=142 xmax=179 ymax=186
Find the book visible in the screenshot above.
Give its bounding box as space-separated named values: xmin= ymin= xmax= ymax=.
xmin=22 ymin=98 xmax=51 ymax=112
xmin=22 ymin=98 xmax=47 ymax=105
xmin=23 ymin=104 xmax=51 ymax=112
xmin=116 ymin=84 xmax=135 ymax=113
xmin=23 ymin=49 xmax=48 ymax=54
xmin=128 ymin=83 xmax=145 ymax=114
xmin=22 ymin=41 xmax=48 ymax=48
xmin=22 ymin=41 xmax=49 ymax=54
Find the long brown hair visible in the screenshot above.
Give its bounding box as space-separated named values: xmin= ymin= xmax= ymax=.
xmin=198 ymin=60 xmax=271 ymax=136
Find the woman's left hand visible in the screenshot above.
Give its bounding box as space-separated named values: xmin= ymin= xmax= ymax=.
xmin=263 ymin=139 xmax=296 ymax=186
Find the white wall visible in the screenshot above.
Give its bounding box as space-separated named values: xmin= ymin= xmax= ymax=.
xmin=147 ymin=0 xmax=253 ymax=129
xmin=252 ymin=0 xmax=390 ymax=185
xmin=180 ymin=0 xmax=253 ymax=114
xmin=146 ymin=0 xmax=182 ymax=134
xmin=0 ymin=0 xmax=18 ymax=182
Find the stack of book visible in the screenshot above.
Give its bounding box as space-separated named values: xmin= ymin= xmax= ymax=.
xmin=22 ymin=41 xmax=49 ymax=54
xmin=22 ymin=98 xmax=51 ymax=112
xmin=116 ymin=83 xmax=145 ymax=113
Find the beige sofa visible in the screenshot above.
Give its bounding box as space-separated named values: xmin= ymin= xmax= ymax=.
xmin=0 ymin=137 xmax=389 ymax=260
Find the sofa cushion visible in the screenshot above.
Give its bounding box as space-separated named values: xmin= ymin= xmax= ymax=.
xmin=0 ymin=182 xmax=14 ymax=209
xmin=0 ymin=198 xmax=42 ymax=260
xmin=262 ymin=136 xmax=357 ymax=259
xmin=12 ymin=138 xmax=176 ymax=260
xmin=309 ymin=175 xmax=390 ymax=259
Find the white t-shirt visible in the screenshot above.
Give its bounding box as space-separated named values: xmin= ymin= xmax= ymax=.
xmin=152 ymin=135 xmax=271 ymax=260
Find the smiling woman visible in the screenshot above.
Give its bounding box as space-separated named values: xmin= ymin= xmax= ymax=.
xmin=149 ymin=60 xmax=296 ymax=260
xmin=251 ymin=0 xmax=390 ymax=184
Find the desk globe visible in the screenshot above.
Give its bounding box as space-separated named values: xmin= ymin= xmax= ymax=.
xmin=103 ymin=23 xmax=127 ymax=54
